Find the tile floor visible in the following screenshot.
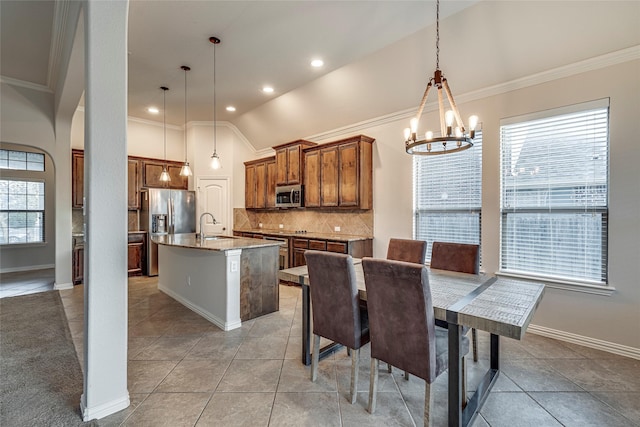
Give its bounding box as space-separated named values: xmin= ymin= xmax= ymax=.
xmin=0 ymin=268 xmax=55 ymax=298
xmin=51 ymin=276 xmax=639 ymax=426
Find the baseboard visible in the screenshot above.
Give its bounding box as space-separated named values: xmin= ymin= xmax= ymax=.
xmin=158 ymin=283 xmax=242 ymax=331
xmin=81 ymin=392 xmax=130 ymax=421
xmin=0 ymin=264 xmax=54 ymax=274
xmin=527 ymin=324 xmax=640 ymax=360
xmin=54 ymin=281 xmax=73 ymax=290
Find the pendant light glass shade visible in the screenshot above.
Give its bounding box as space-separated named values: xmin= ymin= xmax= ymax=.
xmin=179 ymin=65 xmax=192 ymax=177
xmin=160 ymin=86 xmax=171 ymax=182
xmin=209 ymin=36 xmax=222 ymax=169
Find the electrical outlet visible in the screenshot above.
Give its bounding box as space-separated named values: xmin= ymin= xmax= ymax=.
xmin=258 ymin=223 xmax=263 ymax=228
xmin=334 ymin=226 xmax=341 ymax=232
xmin=279 ymin=224 xmax=284 ymax=229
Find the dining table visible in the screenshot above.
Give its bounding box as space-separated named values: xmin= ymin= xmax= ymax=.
xmin=278 ymin=260 xmax=545 ymax=427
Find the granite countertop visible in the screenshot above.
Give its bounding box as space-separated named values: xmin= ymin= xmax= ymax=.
xmin=234 ymin=228 xmax=372 ymax=242
xmin=153 ymin=233 xmax=283 ymax=252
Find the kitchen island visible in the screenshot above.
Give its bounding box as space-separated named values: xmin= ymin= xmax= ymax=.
xmin=153 ymin=234 xmax=282 ymax=331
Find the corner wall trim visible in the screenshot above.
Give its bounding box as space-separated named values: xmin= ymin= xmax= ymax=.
xmin=527 ymin=324 xmax=640 ymax=360
xmin=81 ymin=393 xmax=130 ymax=422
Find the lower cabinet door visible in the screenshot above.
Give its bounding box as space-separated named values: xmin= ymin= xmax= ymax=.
xmin=127 ymin=242 xmax=144 ymax=276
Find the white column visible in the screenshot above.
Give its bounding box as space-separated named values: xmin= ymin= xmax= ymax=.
xmin=81 ymin=0 xmax=130 ymax=421
xmin=224 ymin=249 xmax=242 ymax=330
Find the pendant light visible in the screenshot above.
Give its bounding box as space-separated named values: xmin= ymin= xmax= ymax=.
xmin=159 ymin=86 xmax=171 ymax=182
xmin=209 ymin=36 xmax=222 ymax=170
xmin=179 ymin=65 xmax=193 ymax=177
xmin=404 ymin=0 xmax=479 ymax=155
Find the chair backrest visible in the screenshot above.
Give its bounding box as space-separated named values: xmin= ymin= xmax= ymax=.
xmin=430 ymin=242 xmax=479 ymax=274
xmin=386 ymin=238 xmax=427 ymax=265
xmin=362 ymin=257 xmax=439 ymax=383
xmin=304 ymin=250 xmax=366 ymax=350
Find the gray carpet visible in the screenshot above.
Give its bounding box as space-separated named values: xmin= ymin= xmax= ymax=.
xmin=0 ymin=291 xmax=95 ymax=426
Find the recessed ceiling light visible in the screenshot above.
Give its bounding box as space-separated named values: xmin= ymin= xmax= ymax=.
xmin=147 ymin=107 xmax=159 ymax=114
xmin=310 ymin=59 xmax=324 ymax=68
xmin=262 ymin=86 xmax=274 ymax=94
xmin=226 ymin=106 xmax=236 ymax=112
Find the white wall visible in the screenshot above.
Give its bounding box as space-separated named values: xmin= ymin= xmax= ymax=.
xmin=305 ymin=58 xmax=640 ymax=352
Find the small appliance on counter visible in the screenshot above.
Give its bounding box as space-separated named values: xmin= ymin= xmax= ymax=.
xmin=275 ymin=184 xmax=304 ymax=208
xmin=140 ymin=188 xmax=196 ymax=276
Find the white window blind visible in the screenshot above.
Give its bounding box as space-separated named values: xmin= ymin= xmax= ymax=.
xmin=0 ymin=179 xmax=45 ymax=244
xmin=413 ymin=133 xmax=482 ymax=262
xmin=500 ymin=100 xmax=609 ymax=284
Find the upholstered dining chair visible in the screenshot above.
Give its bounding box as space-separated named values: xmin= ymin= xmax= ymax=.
xmin=387 ymin=238 xmax=428 ymax=265
xmin=430 ymin=241 xmax=480 ymax=362
xmin=385 ymin=237 xmax=428 ymax=378
xmin=362 ymin=258 xmax=469 ymax=426
xmin=304 ymin=250 xmax=370 ymax=404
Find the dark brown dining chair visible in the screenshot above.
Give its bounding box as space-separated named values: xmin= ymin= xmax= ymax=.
xmin=362 ymin=257 xmax=469 ymax=425
xmin=387 ymin=238 xmax=428 ymax=265
xmin=430 ymin=241 xmax=480 ymax=362
xmin=304 ymin=250 xmax=370 ymax=404
xmin=385 ymin=237 xmax=428 ymax=377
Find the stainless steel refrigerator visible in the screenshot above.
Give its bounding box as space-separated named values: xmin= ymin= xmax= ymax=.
xmin=140 ymin=188 xmax=196 ymax=276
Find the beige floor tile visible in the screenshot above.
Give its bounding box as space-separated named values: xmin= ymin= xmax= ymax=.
xmin=131 ymin=335 xmax=201 ymax=360
xmin=277 ymin=359 xmax=337 ymax=393
xmin=235 ymin=335 xmax=288 ymax=359
xmin=185 ymin=334 xmax=244 ymax=360
xmin=479 ymin=392 xmax=563 ymax=427
xmin=156 ymin=359 xmax=231 ymax=393
xmin=340 ymin=390 xmax=415 ymax=427
xmin=269 ymin=392 xmax=341 ymax=427
xmin=196 ymin=392 xmax=274 ymax=427
xmin=122 ymin=392 xmax=210 ymax=426
xmin=128 ymin=360 xmax=178 ymax=393
xmin=217 ymin=359 xmax=283 ymax=392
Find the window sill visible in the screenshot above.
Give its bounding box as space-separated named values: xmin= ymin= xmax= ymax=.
xmin=496 ymin=271 xmax=615 ymax=296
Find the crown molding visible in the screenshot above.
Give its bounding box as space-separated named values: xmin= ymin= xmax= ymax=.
xmin=305 ymin=45 xmax=640 ymax=143
xmin=0 ymin=75 xmax=53 ymax=94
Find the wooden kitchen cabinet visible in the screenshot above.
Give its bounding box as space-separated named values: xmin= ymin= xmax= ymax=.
xmin=273 ymin=140 xmax=316 ymax=186
xmin=141 ymin=159 xmax=188 ymax=190
xmin=127 ymin=159 xmax=140 ymax=209
xmin=72 ymin=245 xmax=84 ymax=284
xmin=127 ymin=232 xmax=146 ymax=276
xmin=303 ymin=135 xmax=374 ymax=209
xmin=72 ymin=150 xmax=84 ymax=208
xmin=290 ymin=236 xmax=372 ymax=267
xmin=244 ymin=156 xmax=276 ymax=209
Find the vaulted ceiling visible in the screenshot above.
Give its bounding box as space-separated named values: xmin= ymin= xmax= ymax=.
xmin=1 ymin=1 xmax=638 ymax=150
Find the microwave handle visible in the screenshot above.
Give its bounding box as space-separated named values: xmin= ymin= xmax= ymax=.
xmin=291 ymin=189 xmax=295 ymax=201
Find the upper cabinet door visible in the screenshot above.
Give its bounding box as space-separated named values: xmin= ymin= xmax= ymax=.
xmin=320 ymin=146 xmax=339 ymax=207
xmin=275 ymin=148 xmax=288 ymax=186
xmin=338 ymin=142 xmax=359 ymax=207
xmin=304 ymin=150 xmax=321 ymax=208
xmin=72 ymin=150 xmax=84 ymax=208
xmin=127 ymin=159 xmax=140 ymax=209
xmin=245 ymin=163 xmax=256 ymax=209
xmin=286 ymin=145 xmax=301 ymax=185
xmin=266 ymin=158 xmax=277 ymax=208
xmin=141 ymin=160 xmax=188 ymax=189
xmin=255 ymin=161 xmax=267 ymax=208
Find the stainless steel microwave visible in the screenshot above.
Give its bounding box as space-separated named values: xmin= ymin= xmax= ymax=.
xmin=275 ymin=184 xmax=304 ymax=208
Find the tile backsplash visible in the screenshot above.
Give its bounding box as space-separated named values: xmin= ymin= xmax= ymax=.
xmin=234 ymin=208 xmax=373 ymax=237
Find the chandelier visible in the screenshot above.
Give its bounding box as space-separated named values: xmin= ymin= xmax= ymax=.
xmin=404 ymin=0 xmax=478 ymax=155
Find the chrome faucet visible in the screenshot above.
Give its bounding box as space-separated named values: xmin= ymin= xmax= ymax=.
xmin=199 ymin=212 xmax=217 ymax=239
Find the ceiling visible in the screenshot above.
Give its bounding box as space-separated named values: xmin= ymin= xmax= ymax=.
xmin=1 ymin=1 xmax=638 ymax=150
xmin=0 ymin=1 xmax=475 ymax=124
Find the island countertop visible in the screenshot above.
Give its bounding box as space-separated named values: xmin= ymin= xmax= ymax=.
xmin=153 ymin=233 xmax=283 ymax=251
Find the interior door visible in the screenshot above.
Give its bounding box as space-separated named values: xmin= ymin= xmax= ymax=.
xmin=197 ymin=177 xmax=229 ymax=236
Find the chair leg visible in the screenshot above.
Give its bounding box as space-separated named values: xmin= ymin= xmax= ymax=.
xmin=404 ymin=371 xmax=410 ymax=381
xmin=462 ymin=356 xmax=467 ymax=407
xmin=347 ymin=347 xmax=351 ymax=357
xmin=368 ymin=358 xmax=379 ymax=413
xmin=472 ymin=328 xmax=478 ymax=362
xmin=310 ymin=334 xmax=321 ymax=382
xmin=350 ymin=348 xmax=360 ymax=404
xmin=424 ymin=381 xmax=434 ymax=427
xmin=387 ymin=363 xmax=392 ymax=373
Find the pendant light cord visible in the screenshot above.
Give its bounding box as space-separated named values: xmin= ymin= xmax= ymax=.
xmin=184 ymin=68 xmax=188 ymax=161
xmin=213 ymin=41 xmax=217 ymax=155
xmin=163 ymin=87 xmax=167 ymax=166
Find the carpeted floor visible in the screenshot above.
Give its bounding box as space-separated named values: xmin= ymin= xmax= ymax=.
xmin=0 ymin=291 xmax=95 ymax=426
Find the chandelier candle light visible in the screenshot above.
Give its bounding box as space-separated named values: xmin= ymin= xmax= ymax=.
xmin=159 ymin=86 xmax=171 ymax=182
xmin=405 ymin=0 xmax=478 ymax=155
xmin=179 ymin=65 xmax=193 ymax=177
xmin=209 ymin=36 xmax=222 ymax=170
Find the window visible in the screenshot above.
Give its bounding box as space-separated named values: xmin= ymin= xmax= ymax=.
xmin=500 ymin=100 xmax=609 ymax=284
xmin=0 ymin=179 xmax=45 ymax=244
xmin=0 ymin=149 xmax=45 ymax=171
xmin=413 ymin=132 xmax=482 ymax=262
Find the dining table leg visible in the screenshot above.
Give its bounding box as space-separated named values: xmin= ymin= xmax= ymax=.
xmin=302 ymin=284 xmax=312 ymax=365
xmin=448 ymin=323 xmax=463 ymax=426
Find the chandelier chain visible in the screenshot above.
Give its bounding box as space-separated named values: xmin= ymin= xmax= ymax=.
xmin=436 ymin=0 xmax=440 ymax=70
